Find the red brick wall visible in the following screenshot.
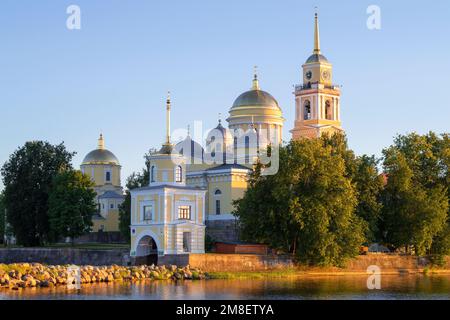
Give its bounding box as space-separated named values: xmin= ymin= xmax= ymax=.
xmin=215 ymin=243 xmax=269 ymax=255
xmin=187 ymin=254 xmax=294 ymax=272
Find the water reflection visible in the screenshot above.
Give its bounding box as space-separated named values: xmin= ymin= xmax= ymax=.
xmin=1 ymin=275 xmax=449 ymax=300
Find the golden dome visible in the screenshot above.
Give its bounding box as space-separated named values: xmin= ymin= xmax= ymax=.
xmin=82 ymin=149 xmax=120 ymax=165
xmin=82 ymin=134 xmax=120 ymax=165
xmin=231 ymin=89 xmax=280 ymax=111
xmin=230 ymin=73 xmax=281 ymax=112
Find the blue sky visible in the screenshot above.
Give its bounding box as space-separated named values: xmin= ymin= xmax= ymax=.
xmin=0 ymin=0 xmax=449 ymax=189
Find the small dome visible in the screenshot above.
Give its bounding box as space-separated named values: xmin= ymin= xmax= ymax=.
xmin=231 ymin=89 xmax=280 ymax=110
xmin=175 ymin=136 xmax=204 ymax=160
xmin=209 ymin=120 xmax=232 ymax=139
xmin=305 ymin=53 xmax=329 ymax=64
xmin=82 ymin=149 xmax=120 ymax=165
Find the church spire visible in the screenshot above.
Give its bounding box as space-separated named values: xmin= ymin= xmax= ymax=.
xmin=313 ymin=11 xmax=321 ymax=54
xmin=252 ymin=65 xmax=260 ymax=90
xmin=98 ymin=133 xmax=105 ymax=150
xmin=165 ymin=91 xmax=171 ymax=144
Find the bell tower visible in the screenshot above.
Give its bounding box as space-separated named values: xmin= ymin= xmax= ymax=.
xmin=291 ymin=12 xmax=343 ymax=140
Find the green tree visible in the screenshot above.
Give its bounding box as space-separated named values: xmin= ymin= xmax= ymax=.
xmin=1 ymin=141 xmax=75 ymax=246
xmin=48 ymin=170 xmax=97 ymax=243
xmin=321 ymin=133 xmax=357 ymax=178
xmin=233 ymin=139 xmax=366 ymax=267
xmin=119 ymin=151 xmax=151 ymax=242
xmin=0 ymin=192 xmax=5 ymax=245
xmin=353 ymin=155 xmax=384 ymax=242
xmin=381 ymin=134 xmax=449 ymax=255
xmin=321 ymin=134 xmax=384 ymax=242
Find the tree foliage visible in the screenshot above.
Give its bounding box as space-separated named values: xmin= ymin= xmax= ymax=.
xmin=233 ymin=137 xmax=366 ymax=266
xmin=1 ymin=141 xmax=75 ymax=246
xmin=48 ymin=170 xmax=97 ymax=242
xmin=353 ymin=155 xmax=384 ymax=242
xmin=321 ymin=134 xmax=384 ymax=242
xmin=0 ymin=192 xmax=5 ymax=244
xmin=381 ymin=132 xmax=449 ymax=256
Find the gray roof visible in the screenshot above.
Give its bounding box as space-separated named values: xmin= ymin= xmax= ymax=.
xmin=98 ymin=191 xmax=124 ymax=199
xmin=206 ymin=163 xmax=251 ymax=171
xmin=158 ymin=143 xmax=174 ymax=155
xmin=82 ymin=149 xmax=120 ymax=165
xmin=231 ymin=89 xmax=280 ymax=110
xmin=305 ymin=53 xmax=329 ymax=64
xmin=132 ymin=184 xmax=207 ymax=192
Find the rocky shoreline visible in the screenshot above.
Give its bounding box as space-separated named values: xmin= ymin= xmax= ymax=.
xmin=0 ymin=263 xmax=209 ymax=290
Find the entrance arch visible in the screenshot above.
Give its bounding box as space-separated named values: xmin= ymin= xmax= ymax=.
xmin=134 ymin=231 xmax=161 ymax=265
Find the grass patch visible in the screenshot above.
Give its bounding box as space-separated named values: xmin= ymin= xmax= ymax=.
xmin=208 ymin=268 xmax=301 ymax=279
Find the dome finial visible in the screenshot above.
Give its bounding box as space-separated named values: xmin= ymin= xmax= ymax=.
xmin=187 ymin=124 xmax=191 ymax=137
xmin=98 ymin=133 xmax=105 ymax=150
xmin=252 ymin=65 xmax=260 ymax=90
xmin=218 ymin=112 xmax=222 ymax=125
xmin=313 ymin=8 xmax=321 ymax=54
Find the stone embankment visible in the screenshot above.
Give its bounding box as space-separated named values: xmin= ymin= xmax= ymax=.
xmin=0 ymin=263 xmax=208 ymax=291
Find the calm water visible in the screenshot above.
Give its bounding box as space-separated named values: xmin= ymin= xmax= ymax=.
xmin=1 ymin=274 xmax=450 ymax=300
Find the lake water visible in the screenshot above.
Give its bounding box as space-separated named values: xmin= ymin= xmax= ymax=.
xmin=1 ymin=274 xmax=449 ymax=300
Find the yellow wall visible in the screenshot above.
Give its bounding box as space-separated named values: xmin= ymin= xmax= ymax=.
xmin=81 ymin=164 xmax=121 ymax=187
xmin=92 ymin=210 xmax=119 ymax=232
xmin=149 ymin=155 xmax=186 ymax=184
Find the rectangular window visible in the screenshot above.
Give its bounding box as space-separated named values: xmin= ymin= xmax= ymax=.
xmin=215 ymin=200 xmax=221 ymax=215
xmin=143 ymin=205 xmax=153 ymax=221
xmin=110 ymin=203 xmax=114 ymax=209
xmin=105 ymin=171 xmax=111 ymax=182
xmin=178 ymin=205 xmax=191 ymax=220
xmin=183 ymin=232 xmax=191 ymax=253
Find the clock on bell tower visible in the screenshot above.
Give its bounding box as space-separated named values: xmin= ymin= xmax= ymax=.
xmin=290 ymin=12 xmax=343 ymax=140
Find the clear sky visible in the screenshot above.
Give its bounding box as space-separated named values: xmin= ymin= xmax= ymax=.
xmin=0 ymin=0 xmax=449 ymax=190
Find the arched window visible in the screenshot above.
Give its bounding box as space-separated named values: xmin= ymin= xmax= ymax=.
xmin=245 ymin=136 xmax=250 ymax=164
xmin=175 ymin=165 xmax=182 ymax=182
xmin=214 ymin=189 xmax=222 ymax=215
xmin=325 ymin=100 xmax=332 ymax=120
xmin=150 ymin=166 xmax=156 ymax=182
xmin=304 ymin=100 xmax=311 ymax=120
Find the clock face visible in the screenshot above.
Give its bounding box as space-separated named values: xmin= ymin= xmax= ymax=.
xmin=305 ymin=70 xmax=312 ymax=80
xmin=321 ymin=70 xmax=330 ymax=81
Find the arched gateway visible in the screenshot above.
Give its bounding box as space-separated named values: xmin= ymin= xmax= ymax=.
xmin=134 ymin=233 xmax=160 ymax=265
